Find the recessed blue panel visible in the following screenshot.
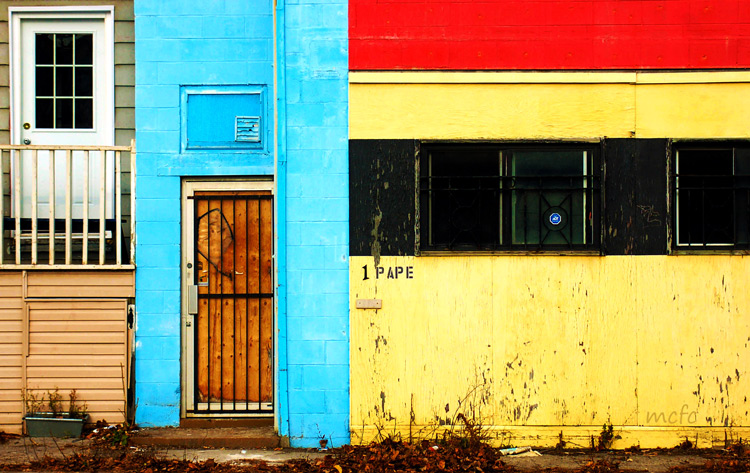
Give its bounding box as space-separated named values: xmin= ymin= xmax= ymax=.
xmin=183 ymin=86 xmax=264 ymax=150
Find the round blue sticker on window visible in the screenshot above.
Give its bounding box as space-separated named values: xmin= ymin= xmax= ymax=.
xmin=549 ymin=212 xmax=562 ymax=225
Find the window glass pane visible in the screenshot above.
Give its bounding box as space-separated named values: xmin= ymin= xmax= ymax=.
xmin=35 ymin=98 xmax=54 ymax=128
xmin=511 ymin=151 xmax=586 ymax=246
xmin=35 ymin=34 xmax=54 ymax=65
xmin=424 ymin=148 xmax=501 ymax=249
xmin=55 ymin=66 xmax=74 ymax=96
xmin=74 ymin=98 xmax=93 ymax=129
xmin=75 ymin=67 xmax=93 ymax=96
xmin=74 ymin=34 xmax=93 ymax=65
xmin=677 ymin=149 xmax=733 ymax=245
xmin=35 ymin=67 xmax=54 ymax=97
xmin=55 ymin=98 xmax=73 ymax=128
xmin=55 ymin=34 xmax=74 ymax=65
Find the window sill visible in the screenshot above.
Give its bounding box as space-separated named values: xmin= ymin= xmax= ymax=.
xmin=670 ymin=248 xmax=750 ymax=256
xmin=418 ymin=250 xmax=602 ymax=257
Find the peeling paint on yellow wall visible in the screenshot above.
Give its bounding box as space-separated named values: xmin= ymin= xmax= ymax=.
xmin=350 ymin=255 xmax=750 ymax=447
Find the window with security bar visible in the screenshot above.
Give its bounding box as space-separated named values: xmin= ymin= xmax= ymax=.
xmin=419 ymin=145 xmax=600 ymax=251
xmin=674 ymin=147 xmax=750 ymax=249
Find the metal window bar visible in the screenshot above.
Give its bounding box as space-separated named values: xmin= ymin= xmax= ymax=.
xmin=674 ymin=171 xmax=749 ymax=248
xmin=420 ymin=173 xmax=598 ymax=251
xmin=191 ymin=194 xmax=274 ymax=415
xmin=0 ymin=143 xmax=135 ymax=268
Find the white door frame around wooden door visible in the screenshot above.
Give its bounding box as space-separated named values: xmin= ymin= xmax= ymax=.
xmin=180 ymin=179 xmax=275 ymax=418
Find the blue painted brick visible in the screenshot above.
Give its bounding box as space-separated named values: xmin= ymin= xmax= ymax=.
xmin=136 ymin=359 xmax=181 ymax=383
xmin=307 ymin=39 xmax=348 ymax=69
xmin=135 ymin=245 xmax=180 ymax=268
xmin=286 ymin=4 xmax=346 ymax=29
xmin=325 ymin=341 xmax=348 ymax=364
xmin=286 ymin=150 xmax=340 ymax=174
xmin=136 ymin=16 xmax=204 ymax=39
xmin=298 ymin=222 xmax=348 ymax=246
xmin=202 ymin=16 xmax=245 ymax=38
xmin=135 ymin=86 xmax=179 ymax=108
xmin=324 ymin=245 xmax=349 ymax=270
xmin=287 ymin=246 xmax=326 ymax=269
xmin=286 ymin=269 xmax=349 ymax=296
xmin=136 ymin=268 xmax=181 ymax=291
xmin=135 ymin=336 xmax=180 ymax=361
xmin=299 ymin=80 xmax=348 ymax=105
xmin=286 ymin=198 xmax=348 ymax=222
xmin=135 ymin=381 xmax=180 ymax=405
xmin=158 ymin=61 xmax=251 ymax=85
xmin=299 ymin=366 xmax=349 ymax=391
xmin=162 ymin=291 xmax=181 ymax=314
xmin=325 ymin=390 xmax=349 ymax=415
xmin=288 ymin=390 xmax=326 ymax=414
xmin=136 ymin=130 xmax=181 ymax=153
xmin=135 ymin=291 xmax=164 ymax=314
xmin=287 ymin=316 xmax=347 ymax=342
xmin=136 ymin=222 xmax=180 ymax=245
xmin=137 ymin=199 xmax=180 ymax=222
xmin=299 ymin=413 xmax=349 ymax=438
xmin=288 ymin=173 xmax=347 ymax=199
xmin=245 ymin=16 xmax=274 ymax=38
xmin=286 ymin=126 xmax=347 ymax=151
xmin=133 ymin=313 xmax=180 ymax=337
xmin=287 ymin=365 xmax=304 ymax=388
xmin=285 ymin=222 xmax=303 ymax=246
xmin=132 ymin=153 xmax=169 ymax=176
xmin=287 ymin=293 xmax=349 ymax=318
xmin=135 ymin=402 xmax=180 ymax=427
xmin=137 ymin=177 xmax=181 ymax=199
xmin=287 ymin=340 xmax=326 ymax=365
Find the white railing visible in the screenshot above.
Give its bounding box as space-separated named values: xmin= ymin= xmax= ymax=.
xmin=0 ymin=141 xmax=135 ymax=269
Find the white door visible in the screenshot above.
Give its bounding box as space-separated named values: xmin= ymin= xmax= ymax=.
xmin=10 ymin=9 xmax=114 ymax=219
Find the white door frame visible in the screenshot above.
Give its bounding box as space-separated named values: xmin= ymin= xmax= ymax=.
xmin=180 ymin=178 xmax=275 ymax=418
xmin=9 ymin=6 xmax=115 ymax=146
xmin=9 ymin=7 xmax=115 ymax=219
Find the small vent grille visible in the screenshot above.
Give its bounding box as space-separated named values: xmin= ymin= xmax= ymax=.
xmin=235 ymin=116 xmax=261 ymax=143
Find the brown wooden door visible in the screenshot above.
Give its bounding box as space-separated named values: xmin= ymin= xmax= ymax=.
xmin=192 ymin=191 xmax=273 ymax=413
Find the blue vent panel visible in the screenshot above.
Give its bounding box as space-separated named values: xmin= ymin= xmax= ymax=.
xmin=236 ymin=116 xmax=261 ymax=142
xmin=183 ymin=88 xmax=264 ymax=150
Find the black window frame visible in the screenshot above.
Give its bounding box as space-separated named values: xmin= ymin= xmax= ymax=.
xmin=672 ymin=143 xmax=750 ymax=250
xmin=418 ymin=143 xmax=602 ymax=253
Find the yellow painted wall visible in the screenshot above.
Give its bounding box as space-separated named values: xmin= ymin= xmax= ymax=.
xmin=350 ymin=255 xmax=750 ymax=447
xmin=349 ymin=73 xmax=750 ymax=139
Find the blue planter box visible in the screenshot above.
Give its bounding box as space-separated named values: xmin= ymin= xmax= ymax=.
xmin=24 ymin=414 xmax=86 ymax=438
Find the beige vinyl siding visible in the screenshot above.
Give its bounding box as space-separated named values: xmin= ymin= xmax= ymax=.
xmin=26 ymin=271 xmax=134 ymax=298
xmin=0 ymin=272 xmax=24 ymax=434
xmin=0 ymin=1 xmax=135 ymax=236
xmin=0 ymin=271 xmax=133 ymax=435
xmin=26 ymin=300 xmax=129 ymax=424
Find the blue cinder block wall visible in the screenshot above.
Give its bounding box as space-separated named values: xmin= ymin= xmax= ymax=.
xmin=277 ymin=1 xmax=350 ymax=447
xmin=134 ymin=0 xmax=350 ymax=444
xmin=134 ymin=0 xmax=274 ymax=426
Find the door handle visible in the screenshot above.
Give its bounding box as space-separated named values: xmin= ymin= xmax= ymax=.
xmin=187 ymin=285 xmax=198 ymax=315
xmin=23 ymin=139 xmax=31 ymax=145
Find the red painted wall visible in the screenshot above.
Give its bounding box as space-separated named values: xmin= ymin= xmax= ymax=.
xmin=350 ymin=0 xmax=750 ymax=70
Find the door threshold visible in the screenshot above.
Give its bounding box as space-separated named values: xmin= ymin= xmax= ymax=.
xmin=180 ymin=417 xmax=273 ymax=428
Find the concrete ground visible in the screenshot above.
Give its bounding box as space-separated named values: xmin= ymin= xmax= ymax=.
xmin=0 ymin=429 xmax=734 ymax=472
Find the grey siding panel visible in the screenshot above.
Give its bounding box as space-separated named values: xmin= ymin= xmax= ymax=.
xmin=115 ymin=86 xmax=135 ymax=108
xmin=115 ymin=65 xmax=135 ymax=86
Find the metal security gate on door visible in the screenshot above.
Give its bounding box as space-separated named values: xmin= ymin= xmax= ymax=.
xmin=183 ymin=186 xmax=274 ymax=416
